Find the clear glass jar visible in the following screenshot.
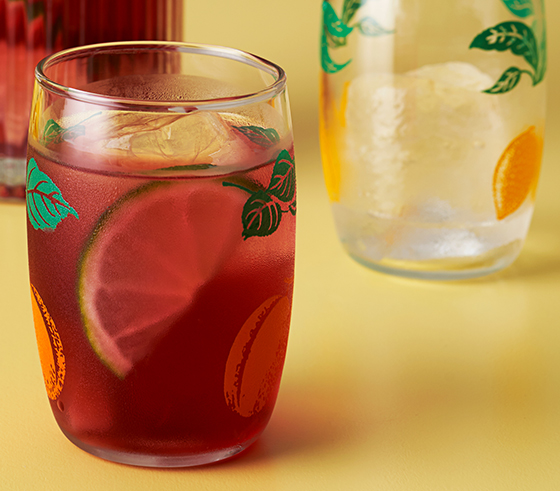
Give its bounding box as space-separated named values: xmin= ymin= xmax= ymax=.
xmin=320 ymin=0 xmax=547 ymax=280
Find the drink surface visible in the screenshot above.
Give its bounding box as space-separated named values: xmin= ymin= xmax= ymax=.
xmin=26 ymin=77 xmax=296 ymax=459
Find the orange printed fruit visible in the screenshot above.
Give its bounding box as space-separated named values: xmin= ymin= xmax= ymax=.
xmin=319 ymin=76 xmax=349 ymax=203
xmin=224 ymin=295 xmax=291 ymax=417
xmin=493 ymin=126 xmax=543 ymax=220
xmin=30 ymin=284 xmax=66 ymax=400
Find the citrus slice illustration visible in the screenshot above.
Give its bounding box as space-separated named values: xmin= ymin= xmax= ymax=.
xmin=319 ymin=78 xmax=349 ymax=203
xmin=224 ymin=295 xmax=291 ymax=417
xmin=493 ymin=126 xmax=543 ymax=220
xmin=78 ymin=180 xmax=245 ymax=378
xmin=30 ymin=284 xmax=66 ymax=400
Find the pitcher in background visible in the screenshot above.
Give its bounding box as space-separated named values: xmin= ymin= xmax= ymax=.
xmin=0 ymin=0 xmax=184 ymax=199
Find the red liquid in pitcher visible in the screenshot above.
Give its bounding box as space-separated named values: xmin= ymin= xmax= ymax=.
xmin=0 ymin=0 xmax=183 ymax=198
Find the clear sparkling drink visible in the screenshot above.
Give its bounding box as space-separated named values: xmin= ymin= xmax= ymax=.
xmin=319 ymin=0 xmax=546 ymax=279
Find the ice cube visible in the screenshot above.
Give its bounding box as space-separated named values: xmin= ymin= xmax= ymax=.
xmin=126 ymin=111 xmax=237 ymax=165
xmin=394 ymin=226 xmax=486 ymax=260
xmin=407 ymin=62 xmax=494 ymax=93
xmin=55 ymin=109 xmax=257 ymax=171
xmin=343 ymin=62 xmax=509 ymax=219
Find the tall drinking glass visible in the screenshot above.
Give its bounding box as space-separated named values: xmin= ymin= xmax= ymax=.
xmin=0 ymin=0 xmax=184 ymax=200
xmin=320 ymin=0 xmax=546 ymax=280
xmin=26 ymin=42 xmax=296 ymax=467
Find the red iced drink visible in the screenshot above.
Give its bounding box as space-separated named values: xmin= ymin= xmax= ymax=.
xmin=26 ymin=52 xmax=296 ymax=467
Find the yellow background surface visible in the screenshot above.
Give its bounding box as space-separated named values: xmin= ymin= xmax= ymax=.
xmin=2 ymin=1 xmax=560 ymax=490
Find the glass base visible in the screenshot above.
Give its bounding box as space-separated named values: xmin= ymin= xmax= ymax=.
xmin=0 ymin=157 xmax=26 ymax=200
xmin=61 ymin=428 xmax=257 ymax=468
xmin=345 ymin=240 xmax=523 ymax=281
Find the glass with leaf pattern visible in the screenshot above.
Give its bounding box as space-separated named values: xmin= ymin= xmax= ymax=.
xmin=320 ymin=0 xmax=546 ymax=280
xmin=26 ymin=42 xmax=296 ymax=467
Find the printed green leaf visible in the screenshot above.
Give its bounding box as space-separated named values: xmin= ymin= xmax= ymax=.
xmin=470 ymin=21 xmax=539 ymax=71
xmin=535 ymin=20 xmax=547 ymax=84
xmin=41 ymin=119 xmax=85 ymax=145
xmin=41 ymin=112 xmax=100 ymax=145
xmin=323 ymin=0 xmax=353 ymax=38
xmin=26 ymin=158 xmax=79 ymax=231
xmin=233 ymin=125 xmax=280 ymax=148
xmin=61 ymin=126 xmax=86 ymax=141
xmin=321 ymin=30 xmax=351 ymax=73
xmin=289 ymin=201 xmax=297 ymax=216
xmin=483 ymin=66 xmax=528 ymax=93
xmin=222 ymin=148 xmax=296 ymax=239
xmin=326 ymin=29 xmax=348 ymax=49
xmin=241 ymin=189 xmax=282 ymax=240
xmin=42 ymin=119 xmax=64 ymax=143
xmin=267 ymin=150 xmax=296 ymax=203
xmin=470 ymin=2 xmax=546 ymax=94
xmin=342 ymin=0 xmax=365 ymax=25
xmin=320 ymin=0 xmax=393 ymax=73
xmin=501 ymin=0 xmax=534 ymax=18
xmin=355 ymin=17 xmax=394 ymax=37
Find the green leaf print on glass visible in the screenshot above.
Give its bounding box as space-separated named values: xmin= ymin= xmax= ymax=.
xmin=355 ymin=17 xmax=393 ymax=37
xmin=41 ymin=112 xmax=100 ymax=145
xmin=41 ymin=119 xmax=80 ymax=145
xmin=535 ymin=18 xmax=547 ymax=83
xmin=320 ymin=0 xmax=393 ymax=74
xmin=483 ymin=66 xmax=529 ymax=94
xmin=241 ymin=190 xmax=283 ymax=239
xmin=222 ymin=150 xmax=296 ymax=240
xmin=267 ymin=150 xmax=296 ymax=204
xmin=469 ymin=0 xmax=546 ymax=94
xmin=26 ymin=158 xmax=79 ymax=231
xmin=321 ymin=29 xmax=352 ymax=73
xmin=502 ymin=0 xmax=534 ymax=18
xmin=470 ymin=22 xmax=539 ymax=70
xmin=233 ymin=125 xmax=280 ymax=148
xmin=341 ymin=0 xmax=364 ymax=25
xmin=323 ymin=1 xmax=354 ymax=38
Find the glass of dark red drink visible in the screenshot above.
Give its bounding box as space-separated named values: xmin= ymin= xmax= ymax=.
xmin=26 ymin=42 xmax=296 ymax=467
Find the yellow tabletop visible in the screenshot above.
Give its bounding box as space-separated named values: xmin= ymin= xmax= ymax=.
xmin=2 ymin=1 xmax=560 ymax=490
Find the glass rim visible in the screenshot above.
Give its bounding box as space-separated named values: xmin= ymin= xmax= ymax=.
xmin=35 ymin=41 xmax=288 ymax=110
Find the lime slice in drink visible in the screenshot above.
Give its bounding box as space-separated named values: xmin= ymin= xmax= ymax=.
xmin=78 ymin=180 xmax=244 ymax=378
